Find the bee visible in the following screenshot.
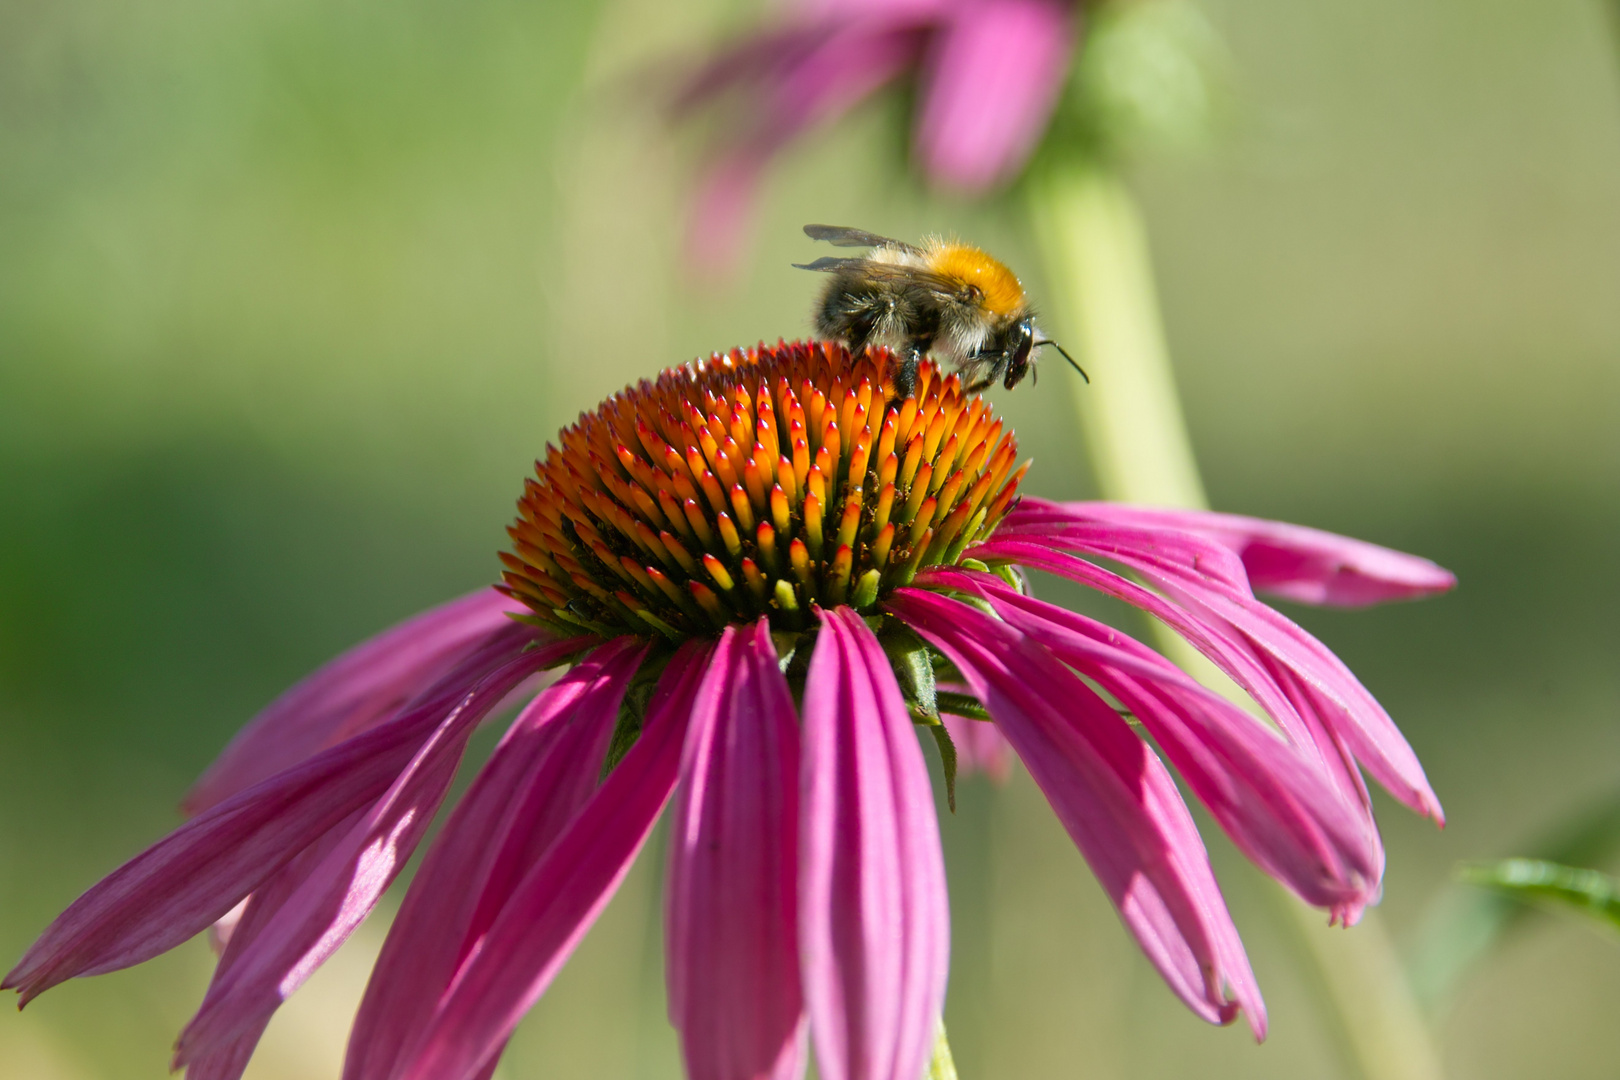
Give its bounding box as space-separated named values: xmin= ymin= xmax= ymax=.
xmin=794 ymin=224 xmax=1086 ymax=399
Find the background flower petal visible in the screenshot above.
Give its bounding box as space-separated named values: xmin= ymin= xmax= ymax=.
xmin=942 ymin=712 xmax=1013 ymax=781
xmin=800 ymin=607 xmax=948 ymax=1080
xmin=913 ymin=0 xmax=1076 ymax=191
xmin=667 ymin=619 xmax=806 ymax=1080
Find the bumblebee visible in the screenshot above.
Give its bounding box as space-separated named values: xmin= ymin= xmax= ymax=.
xmin=794 ymin=224 xmax=1085 ymax=399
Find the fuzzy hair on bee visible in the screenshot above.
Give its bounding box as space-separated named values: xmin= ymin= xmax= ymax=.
xmin=794 ymin=224 xmax=1086 ymax=399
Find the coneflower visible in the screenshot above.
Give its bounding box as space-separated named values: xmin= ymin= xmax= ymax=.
xmin=6 ymin=340 xmax=1453 ymax=1080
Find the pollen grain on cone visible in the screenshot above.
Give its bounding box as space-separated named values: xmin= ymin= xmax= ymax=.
xmin=501 ymin=340 xmax=1027 ymax=639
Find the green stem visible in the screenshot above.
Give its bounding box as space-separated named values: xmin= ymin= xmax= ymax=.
xmin=1026 ymin=161 xmax=1444 ymax=1080
xmin=1025 ymin=164 xmax=1206 ymax=508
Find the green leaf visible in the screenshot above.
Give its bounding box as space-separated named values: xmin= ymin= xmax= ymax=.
xmin=929 ymin=723 xmax=958 ymax=814
xmin=1459 ymin=859 xmax=1620 ymax=935
xmin=935 ymin=691 xmax=991 ymax=723
xmin=599 ymin=650 xmax=670 ymax=781
xmin=1410 ymin=785 xmax=1620 ymax=1008
xmin=878 ymin=622 xmax=939 ymax=724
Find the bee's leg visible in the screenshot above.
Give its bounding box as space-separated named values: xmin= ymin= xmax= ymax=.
xmin=892 ymin=341 xmax=925 ymax=399
xmin=963 ymin=355 xmax=1004 ymax=396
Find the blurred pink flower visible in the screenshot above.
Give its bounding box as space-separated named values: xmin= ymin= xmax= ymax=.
xmin=676 ymin=0 xmax=1079 ymax=267
xmin=943 ymin=711 xmax=1015 ymax=781
xmin=6 ymin=343 xmax=1454 ymax=1079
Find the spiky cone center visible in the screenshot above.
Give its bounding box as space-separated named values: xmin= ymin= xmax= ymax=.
xmin=500 ymin=340 xmax=1029 ymax=641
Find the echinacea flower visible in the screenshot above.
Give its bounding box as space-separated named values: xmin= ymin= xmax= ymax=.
xmin=7 ymin=340 xmax=1454 ymax=1080
xmin=674 ymin=0 xmax=1079 ymax=266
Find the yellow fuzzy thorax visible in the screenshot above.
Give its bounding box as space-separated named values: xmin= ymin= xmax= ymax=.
xmin=923 ymin=242 xmax=1027 ymax=319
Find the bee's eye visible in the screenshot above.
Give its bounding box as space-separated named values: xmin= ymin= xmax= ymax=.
xmin=1004 ymin=322 xmax=1035 ymax=388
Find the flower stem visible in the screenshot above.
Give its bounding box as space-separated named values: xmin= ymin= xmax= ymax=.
xmin=1025 ymin=161 xmax=1444 ymax=1080
xmin=1025 ymin=164 xmax=1206 ymax=508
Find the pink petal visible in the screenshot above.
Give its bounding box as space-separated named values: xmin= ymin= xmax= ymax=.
xmin=185 ymin=589 xmax=524 ymax=815
xmin=942 ymin=714 xmax=1013 ymax=782
xmin=342 ymin=637 xmax=648 ymax=1080
xmin=678 ymin=16 xmax=928 ymax=273
xmin=1041 ymin=502 xmax=1457 ymax=607
xmin=180 ymin=808 xmax=368 ymax=1080
xmin=914 ymin=0 xmax=1075 ymax=191
xmin=171 ymin=635 xmax=580 ymax=1067
xmin=982 ymin=509 xmax=1444 ymax=823
xmin=394 ymin=640 xmax=714 ymax=1080
xmin=887 ymin=588 xmax=1266 ymax=1039
xmin=667 ymin=619 xmax=807 ymax=1080
xmin=4 ymin=625 xmax=577 ymax=1005
xmin=924 ymin=568 xmax=1382 ymax=922
xmin=800 ymin=607 xmax=948 ymax=1080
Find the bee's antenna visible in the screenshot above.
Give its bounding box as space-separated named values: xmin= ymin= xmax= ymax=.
xmin=1034 ymin=339 xmax=1089 ymax=383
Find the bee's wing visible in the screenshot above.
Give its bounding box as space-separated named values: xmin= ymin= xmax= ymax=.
xmin=792 ymin=257 xmax=960 ymax=297
xmin=803 ymin=224 xmax=922 ymax=254
xmin=792 ymin=256 xmax=866 ymax=272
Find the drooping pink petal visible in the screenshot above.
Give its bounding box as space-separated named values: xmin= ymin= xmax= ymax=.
xmin=341 ymin=636 xmax=648 ymax=1080
xmin=981 ymin=532 xmax=1401 ymax=853
xmin=980 ymin=511 xmax=1444 ymax=823
xmin=179 ymin=807 xmax=367 ymax=1080
xmin=800 ymin=607 xmax=949 ymax=1080
xmin=1037 ymin=501 xmax=1457 ymax=607
xmin=185 ymin=588 xmax=524 ymax=815
xmin=923 ymin=567 xmax=1382 ymax=922
xmin=667 ymin=619 xmax=807 ymax=1080
xmin=3 ymin=626 xmax=582 ymax=1005
xmin=888 ymin=588 xmax=1266 ymax=1039
xmin=171 ymin=635 xmax=583 ymax=1067
xmin=913 ymin=0 xmax=1076 ymax=191
xmin=394 ymin=640 xmax=714 ymax=1080
xmin=942 ymin=713 xmax=1013 ymax=782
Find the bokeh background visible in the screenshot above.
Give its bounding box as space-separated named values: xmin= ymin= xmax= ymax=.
xmin=2 ymin=0 xmax=1618 ymax=1076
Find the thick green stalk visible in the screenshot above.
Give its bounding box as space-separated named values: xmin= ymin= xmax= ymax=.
xmin=1026 ymin=162 xmax=1444 ymax=1080
xmin=1026 ymin=165 xmax=1206 ymax=508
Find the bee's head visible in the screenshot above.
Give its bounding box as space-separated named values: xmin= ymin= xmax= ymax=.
xmin=1002 ymin=318 xmax=1035 ymax=389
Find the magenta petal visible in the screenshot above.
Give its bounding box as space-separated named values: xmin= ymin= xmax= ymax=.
xmin=4 ymin=625 xmax=574 ymax=1005
xmin=185 ymin=588 xmax=524 ymax=815
xmin=925 ymin=568 xmax=1382 ymax=921
xmin=914 ymin=0 xmax=1075 ymax=191
xmin=667 ymin=619 xmax=807 ymax=1080
xmin=971 ymin=529 xmax=1444 ymax=824
xmin=1035 ymin=501 xmax=1457 ymax=607
xmin=888 ymin=589 xmax=1266 ymax=1039
xmin=178 ymin=807 xmax=367 ymax=1080
xmin=394 ymin=640 xmax=713 ymax=1080
xmin=801 ymin=608 xmax=948 ymax=1080
xmin=171 ymin=636 xmax=573 ymax=1067
xmin=341 ymin=637 xmax=647 ymax=1080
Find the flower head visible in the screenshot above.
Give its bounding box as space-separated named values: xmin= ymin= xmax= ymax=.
xmin=675 ymin=0 xmax=1079 ymax=267
xmin=7 ymin=341 xmax=1453 ymax=1080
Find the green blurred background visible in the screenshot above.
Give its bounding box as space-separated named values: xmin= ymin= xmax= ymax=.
xmin=2 ymin=0 xmax=1617 ymax=1076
